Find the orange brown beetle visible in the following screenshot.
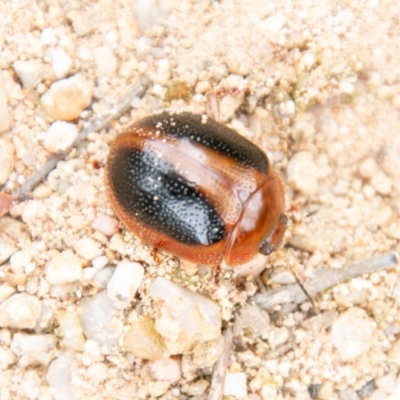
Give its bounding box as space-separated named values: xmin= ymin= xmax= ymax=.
xmin=105 ymin=111 xmax=286 ymax=266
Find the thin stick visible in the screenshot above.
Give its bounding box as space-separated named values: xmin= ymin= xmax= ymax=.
xmin=208 ymin=325 xmax=233 ymax=400
xmin=252 ymin=252 xmax=399 ymax=310
xmin=12 ymin=78 xmax=149 ymax=197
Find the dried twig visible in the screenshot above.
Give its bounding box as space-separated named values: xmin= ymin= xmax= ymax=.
xmin=208 ymin=325 xmax=233 ymax=400
xmin=252 ymin=252 xmax=399 ymax=310
xmin=12 ymin=78 xmax=149 ymax=197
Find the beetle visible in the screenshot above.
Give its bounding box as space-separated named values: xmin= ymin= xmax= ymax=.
xmin=105 ymin=111 xmax=286 ymax=266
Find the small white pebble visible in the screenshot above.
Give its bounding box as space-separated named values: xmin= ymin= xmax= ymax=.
xmin=287 ymin=151 xmax=318 ymax=195
xmin=358 ymin=157 xmax=379 ymax=180
xmin=40 ymin=28 xmax=56 ymax=45
xmin=339 ymin=80 xmax=355 ymax=94
xmin=44 ymin=121 xmax=78 ymax=153
xmin=52 ymin=48 xmax=73 ymax=79
xmin=46 ymin=250 xmax=82 ymax=284
xmin=107 ymin=260 xmax=144 ymax=305
xmin=224 ymin=372 xmax=247 ymax=399
xmin=92 ymin=256 xmax=109 ymax=270
xmin=40 ymin=74 xmax=93 ymax=121
xmin=371 ymin=170 xmax=392 ymax=196
xmin=92 ymin=215 xmax=119 ymax=236
xmin=73 ymin=237 xmax=102 ymax=261
xmin=10 ymin=250 xmax=32 ymax=269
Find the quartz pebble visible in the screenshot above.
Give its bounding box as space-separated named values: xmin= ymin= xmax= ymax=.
xmin=148 ymin=356 xmax=182 ymax=383
xmin=46 ymin=352 xmax=75 ymax=400
xmin=150 ymin=277 xmax=221 ymax=354
xmin=79 ymin=291 xmax=120 ymax=352
xmin=185 ymin=380 xmax=209 ymax=396
xmin=92 ymin=215 xmax=119 ymax=236
xmin=358 ymin=157 xmax=379 ymax=180
xmin=0 ymin=137 xmax=15 ymax=185
xmin=57 ymin=310 xmax=85 ymax=351
xmin=73 ymin=237 xmax=101 ymax=261
xmin=287 ymin=151 xmax=318 ymax=195
xmin=371 ymin=170 xmax=392 ymax=196
xmin=52 ymin=48 xmax=73 ymax=79
xmin=0 ymin=217 xmax=29 ymax=264
xmin=46 ymin=250 xmax=82 ymax=284
xmin=44 ymin=121 xmax=78 ymax=153
xmin=0 ymin=284 xmax=16 ymax=302
xmin=10 ymin=333 xmax=55 ymax=367
xmin=147 ymin=381 xmax=170 ymax=398
xmin=107 ymin=260 xmax=144 ymax=305
xmin=388 ymin=338 xmax=400 ymax=366
xmin=0 ymin=74 xmax=10 ymax=132
xmin=0 ymin=347 xmax=16 ymax=369
xmin=124 ymin=315 xmax=168 ymax=360
xmin=331 ymin=307 xmax=376 ymax=360
xmin=0 ymin=293 xmax=41 ymax=329
xmin=232 ymin=254 xmax=266 ymax=278
xmin=224 ymin=372 xmax=247 ymax=399
xmin=13 ymin=60 xmax=42 ymax=88
xmin=40 ymin=74 xmax=93 ymax=121
xmin=189 ymin=336 xmax=224 ymax=369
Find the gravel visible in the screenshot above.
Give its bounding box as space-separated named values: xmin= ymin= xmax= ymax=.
xmin=1 ymin=0 xmax=400 ymax=399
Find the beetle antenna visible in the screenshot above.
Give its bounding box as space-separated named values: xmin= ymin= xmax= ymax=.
xmin=283 ymin=252 xmax=318 ymax=313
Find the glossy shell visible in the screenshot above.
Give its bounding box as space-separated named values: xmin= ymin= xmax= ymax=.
xmin=105 ymin=111 xmax=286 ymax=266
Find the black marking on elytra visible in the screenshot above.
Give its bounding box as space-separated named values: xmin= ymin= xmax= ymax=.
xmin=135 ymin=112 xmax=269 ymax=174
xmin=109 ymin=146 xmax=226 ymax=246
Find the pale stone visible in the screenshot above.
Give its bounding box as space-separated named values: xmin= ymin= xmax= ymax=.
xmin=388 ymin=339 xmax=400 ymax=366
xmin=186 ymin=380 xmax=209 ymax=396
xmin=107 ymin=260 xmax=144 ymax=305
xmin=148 ymin=356 xmax=182 ymax=383
xmin=34 ymin=299 xmax=57 ymax=333
xmin=371 ymin=170 xmax=392 ymax=196
xmin=331 ymin=307 xmax=376 ymax=360
xmin=44 ymin=121 xmax=78 ymax=153
xmin=40 ymin=74 xmax=93 ymax=121
xmin=10 ymin=333 xmax=55 ymax=367
xmin=358 ymin=157 xmax=379 ymax=180
xmin=258 ymin=15 xmax=286 ymax=43
xmin=57 ymin=310 xmax=85 ymax=351
xmin=150 ymin=277 xmax=221 ymax=354
xmin=124 ymin=315 xmax=168 ymax=360
xmin=46 ymin=352 xmax=75 ymax=400
xmin=190 ymin=336 xmax=224 ymax=368
xmin=232 ymin=253 xmax=267 ymax=278
xmin=46 ymin=250 xmax=82 ymax=284
xmin=0 ymin=347 xmax=16 ymax=369
xmin=224 ymin=372 xmax=247 ymax=398
xmin=79 ymin=291 xmax=120 ymax=352
xmin=73 ymin=237 xmax=101 ymax=261
xmin=13 ymin=60 xmax=42 ymax=88
xmin=0 ymin=217 xmax=29 ymax=264
xmin=0 ymin=137 xmax=15 ymax=185
xmin=108 ymin=234 xmax=126 ymax=255
xmin=0 ymin=284 xmax=16 ymax=302
xmin=40 ymin=28 xmax=56 ymax=45
xmin=147 ymin=381 xmax=170 ymax=398
xmin=287 ymin=151 xmax=318 ymax=195
xmin=92 ymin=215 xmax=119 ymax=236
xmin=0 ymin=293 xmax=41 ymax=329
xmin=10 ymin=250 xmax=32 ymax=269
xmin=52 ymin=48 xmax=73 ymax=79
xmin=93 ymin=46 xmax=117 ymax=77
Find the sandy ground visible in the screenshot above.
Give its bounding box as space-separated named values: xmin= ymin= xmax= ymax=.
xmin=1 ymin=0 xmax=400 ymax=399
